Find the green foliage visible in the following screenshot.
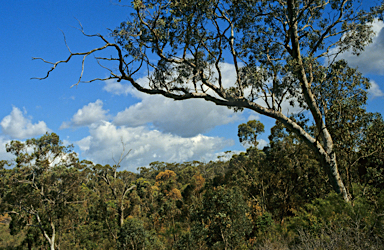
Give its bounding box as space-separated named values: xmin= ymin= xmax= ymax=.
xmin=357 ymin=114 xmax=384 ymax=193
xmin=254 ymin=211 xmax=274 ymax=233
xmin=118 ymin=218 xmax=147 ymax=250
xmin=0 ymin=133 xmax=93 ymax=249
xmin=0 ymin=222 xmax=25 ymax=249
xmin=35 ymin=0 xmax=384 ymax=206
xmin=237 ymin=120 xmax=265 ymax=148
xmin=264 ymin=122 xmax=330 ymax=218
xmin=228 ymin=120 xmax=329 ymax=221
xmin=1 ymin=119 xmax=384 ymax=249
xmin=191 ymin=186 xmax=252 ymax=249
xmin=287 ymin=189 xmax=384 ymax=248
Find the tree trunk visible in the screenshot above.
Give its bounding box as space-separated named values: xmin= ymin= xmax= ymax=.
xmin=119 ymin=206 xmax=124 ymax=227
xmin=269 ymin=109 xmax=350 ymax=202
xmin=285 ymin=0 xmax=350 ymax=202
xmin=320 ymin=150 xmax=350 ymax=202
xmin=35 ymin=213 xmax=56 ymax=250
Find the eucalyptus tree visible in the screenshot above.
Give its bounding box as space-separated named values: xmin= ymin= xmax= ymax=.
xmin=191 ymin=186 xmax=252 ymax=249
xmin=312 ymin=59 xmax=380 ymax=194
xmin=90 ymin=145 xmax=137 ymax=242
xmin=34 ymin=0 xmax=384 ymax=201
xmin=1 ymin=133 xmax=87 ymax=250
xmin=238 ymin=120 xmax=265 ymax=148
xmin=92 ymin=165 xmax=136 ymax=227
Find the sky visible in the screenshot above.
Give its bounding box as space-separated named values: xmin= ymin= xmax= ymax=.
xmin=1 ymin=1 xmax=383 ymax=172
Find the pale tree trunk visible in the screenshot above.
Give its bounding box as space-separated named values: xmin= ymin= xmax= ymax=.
xmin=285 ymin=0 xmax=349 ymax=202
xmin=35 ymin=213 xmax=56 ymax=250
xmin=319 ymin=145 xmax=350 ymax=201
xmin=269 ymin=108 xmax=350 ymax=202
xmin=119 ymin=205 xmax=124 ymax=227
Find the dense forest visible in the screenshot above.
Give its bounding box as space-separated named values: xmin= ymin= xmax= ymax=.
xmin=1 ymin=105 xmax=384 ymax=249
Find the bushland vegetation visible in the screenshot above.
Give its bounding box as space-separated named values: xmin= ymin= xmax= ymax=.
xmin=1 ymin=109 xmax=383 ymax=249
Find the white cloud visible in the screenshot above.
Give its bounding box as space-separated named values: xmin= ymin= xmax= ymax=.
xmin=103 ymin=79 xmax=132 ymax=96
xmin=0 ymin=136 xmax=13 ymax=163
xmin=247 ymin=113 xmax=260 ymax=121
xmin=253 ymin=96 xmax=303 ymax=117
xmin=104 ymin=64 xmax=240 ymax=137
xmin=331 ymin=20 xmax=384 ymax=75
xmin=215 ymin=150 xmax=243 ymax=162
xmin=240 ymin=138 xmax=268 ymax=150
xmin=105 ymin=63 xmax=303 ymax=137
xmin=0 ymin=107 xmax=49 ymax=139
xmin=113 ymin=96 xmax=240 ymax=137
xmin=60 ymin=100 xmax=110 ymax=129
xmin=368 ymin=80 xmax=384 ymax=98
xmin=325 ymin=20 xmax=384 ymax=100
xmin=103 ymin=63 xmax=240 ymax=102
xmin=75 ymin=122 xmax=233 ymax=171
xmin=104 ymin=62 xmax=303 ymax=138
xmin=257 ymin=139 xmax=268 ymax=149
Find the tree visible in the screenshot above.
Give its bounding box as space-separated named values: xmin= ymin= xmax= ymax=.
xmin=353 ymin=113 xmax=384 ymax=198
xmin=153 ymin=170 xmax=183 ymax=245
xmin=117 ymin=218 xmax=148 ymax=250
xmin=93 ymin=164 xmax=136 ymax=228
xmin=33 ymin=0 xmax=384 ymax=201
xmin=86 ymin=144 xmax=137 ymax=245
xmin=237 ymin=120 xmax=265 ymax=148
xmin=262 ymin=121 xmax=330 ymax=219
xmin=87 ymin=162 xmax=137 ymax=245
xmin=191 ymin=185 xmax=252 ymax=249
xmin=1 ymin=133 xmax=87 ymax=250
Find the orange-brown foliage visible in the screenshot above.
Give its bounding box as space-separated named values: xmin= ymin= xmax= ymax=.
xmin=0 ymin=214 xmax=11 ymax=225
xmin=193 ymin=173 xmax=205 ymax=191
xmin=156 ymin=170 xmax=176 ymax=182
xmin=167 ymin=188 xmax=182 ymax=200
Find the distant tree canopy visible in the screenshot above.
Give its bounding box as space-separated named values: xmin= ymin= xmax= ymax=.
xmin=1 ymin=127 xmax=383 ymax=249
xmin=34 ymin=0 xmax=384 ymax=202
xmin=238 ymin=120 xmax=265 ymax=148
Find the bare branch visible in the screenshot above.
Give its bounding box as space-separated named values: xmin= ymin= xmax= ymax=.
xmin=112 ymin=138 xmax=132 ymax=168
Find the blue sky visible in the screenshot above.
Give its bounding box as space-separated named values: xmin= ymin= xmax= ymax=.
xmin=1 ymin=1 xmax=383 ymax=171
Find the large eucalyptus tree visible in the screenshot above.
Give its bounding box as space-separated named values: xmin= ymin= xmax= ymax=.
xmin=1 ymin=133 xmax=86 ymax=250
xmin=34 ymin=0 xmax=384 ymax=201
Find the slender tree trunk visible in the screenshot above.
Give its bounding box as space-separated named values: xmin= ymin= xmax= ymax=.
xmin=320 ymin=151 xmax=349 ymax=201
xmin=118 ymin=206 xmax=124 ymax=227
xmin=270 ymin=110 xmax=350 ymax=202
xmin=285 ymin=0 xmax=350 ymax=202
xmin=49 ymin=221 xmax=56 ymax=250
xmin=35 ymin=213 xmax=56 ymax=250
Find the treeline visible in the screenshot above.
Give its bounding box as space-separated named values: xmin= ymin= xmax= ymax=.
xmin=1 ymin=111 xmax=384 ymax=249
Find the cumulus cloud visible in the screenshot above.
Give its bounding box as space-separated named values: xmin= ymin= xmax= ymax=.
xmin=103 ymin=62 xmax=240 ymax=97
xmin=0 ymin=107 xmax=49 ymax=139
xmin=103 ymin=80 xmax=132 ymax=96
xmin=0 ymin=136 xmax=13 ymax=163
xmin=103 ymin=64 xmax=241 ymax=137
xmin=76 ymin=122 xmax=234 ymax=171
xmin=257 ymin=139 xmax=268 ymax=149
xmin=105 ymin=63 xmax=303 ymax=137
xmin=368 ymin=80 xmax=384 ymax=98
xmin=240 ymin=138 xmax=269 ymax=150
xmin=60 ymin=100 xmax=110 ymax=129
xmin=331 ymin=20 xmax=384 ymax=75
xmin=247 ymin=113 xmax=260 ymax=121
xmin=113 ymin=96 xmax=240 ymax=137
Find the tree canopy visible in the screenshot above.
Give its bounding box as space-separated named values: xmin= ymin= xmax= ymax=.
xmin=33 ymin=0 xmax=384 ymax=201
xmin=1 ymin=129 xmax=383 ymax=248
xmin=238 ymin=120 xmax=265 ymax=147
